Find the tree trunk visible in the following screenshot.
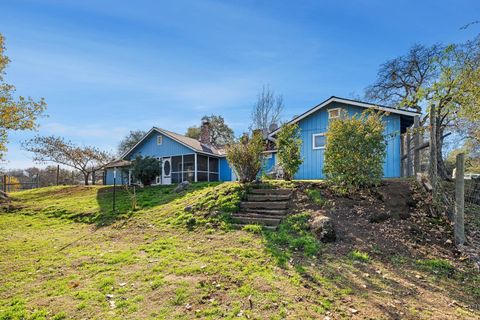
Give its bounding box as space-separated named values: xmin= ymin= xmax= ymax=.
xmin=84 ymin=172 xmax=90 ymax=185
xmin=435 ymin=125 xmax=451 ymax=181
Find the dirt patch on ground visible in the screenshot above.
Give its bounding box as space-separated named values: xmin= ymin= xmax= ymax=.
xmin=291 ymin=179 xmax=479 ymax=319
xmin=296 ymin=180 xmax=459 ymax=261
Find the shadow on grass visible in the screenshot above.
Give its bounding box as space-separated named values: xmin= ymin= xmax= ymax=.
xmin=41 ymin=183 xmax=218 ymax=227
xmin=93 ymin=182 xmax=221 ymax=227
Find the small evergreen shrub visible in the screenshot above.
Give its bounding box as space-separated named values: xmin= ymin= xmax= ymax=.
xmin=131 ymin=156 xmax=161 ymax=186
xmin=226 ymin=132 xmax=265 ymax=183
xmin=276 ymin=123 xmax=303 ymax=181
xmin=324 ymin=110 xmax=386 ymax=189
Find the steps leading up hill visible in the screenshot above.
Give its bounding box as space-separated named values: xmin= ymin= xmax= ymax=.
xmin=232 ymin=188 xmax=292 ymax=230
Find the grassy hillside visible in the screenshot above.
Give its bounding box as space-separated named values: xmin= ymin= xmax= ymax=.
xmin=0 ymin=182 xmax=479 ymax=319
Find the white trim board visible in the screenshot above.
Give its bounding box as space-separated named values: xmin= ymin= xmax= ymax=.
xmin=269 ymin=96 xmax=420 ymax=138
xmin=312 ymin=133 xmax=326 ymax=150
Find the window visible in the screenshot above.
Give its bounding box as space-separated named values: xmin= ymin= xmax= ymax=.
xmin=157 ymin=135 xmax=163 ymax=145
xmin=313 ymin=133 xmax=326 ymax=149
xmin=263 ymin=153 xmax=272 ymax=159
xmin=328 ymin=108 xmax=341 ymax=120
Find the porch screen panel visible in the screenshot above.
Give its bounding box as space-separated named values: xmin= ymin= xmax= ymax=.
xmin=197 ymin=155 xmax=209 ymax=182
xmin=196 ymin=155 xmax=220 ymax=182
xmin=209 ymin=157 xmax=219 ymax=182
xmin=183 ymin=155 xmax=195 ymax=182
xmin=172 ymin=156 xmax=182 ymax=183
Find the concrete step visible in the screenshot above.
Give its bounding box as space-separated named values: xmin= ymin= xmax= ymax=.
xmin=247 ymin=194 xmax=291 ymax=202
xmin=240 ymin=201 xmax=289 ymax=210
xmin=233 ymin=213 xmax=286 ymax=220
xmin=249 ymin=188 xmax=292 ymax=195
xmin=231 ymin=215 xmax=282 ymax=226
xmin=240 ymin=208 xmax=287 ymax=216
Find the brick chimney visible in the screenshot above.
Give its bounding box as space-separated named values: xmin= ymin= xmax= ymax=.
xmin=199 ymin=119 xmax=211 ymax=145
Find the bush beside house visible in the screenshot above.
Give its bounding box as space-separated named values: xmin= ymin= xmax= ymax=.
xmin=226 ymin=133 xmax=265 ymax=183
xmin=324 ymin=110 xmax=386 ymax=189
xmin=276 ymin=123 xmax=303 ymax=181
xmin=131 ymin=156 xmax=161 ymax=186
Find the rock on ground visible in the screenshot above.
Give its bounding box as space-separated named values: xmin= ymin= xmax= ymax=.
xmin=310 ymin=215 xmax=336 ymax=243
xmin=174 ymin=181 xmax=191 ymax=193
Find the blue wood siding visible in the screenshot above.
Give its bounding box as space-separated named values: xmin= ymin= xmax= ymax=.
xmin=219 ymin=157 xmax=233 ymax=181
xmin=126 ymin=131 xmax=194 ymax=160
xmin=105 ymin=168 xmax=128 ymax=185
xmin=294 ymin=102 xmax=401 ymax=179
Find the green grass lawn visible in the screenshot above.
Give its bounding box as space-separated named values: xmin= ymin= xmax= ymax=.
xmin=1 ymin=183 xmax=479 ymax=319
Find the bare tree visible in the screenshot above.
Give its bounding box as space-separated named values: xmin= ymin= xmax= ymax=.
xmin=365 ymin=44 xmax=440 ymax=113
xmin=22 ymin=136 xmax=112 ymax=185
xmin=365 ymin=39 xmax=480 ymax=180
xmin=250 ymin=85 xmax=283 ymax=133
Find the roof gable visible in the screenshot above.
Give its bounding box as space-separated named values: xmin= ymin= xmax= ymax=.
xmin=268 ymin=96 xmax=420 ymax=137
xmin=120 ymin=127 xmax=224 ymax=160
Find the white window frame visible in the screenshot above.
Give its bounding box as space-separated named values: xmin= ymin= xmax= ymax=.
xmin=157 ymin=135 xmax=163 ymax=145
xmin=312 ymin=133 xmax=326 ymax=150
xmin=328 ymin=108 xmax=341 ymax=120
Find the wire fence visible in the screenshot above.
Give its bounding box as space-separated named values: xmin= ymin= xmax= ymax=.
xmin=400 ymin=118 xmax=479 ymax=255
xmin=0 ymin=175 xmax=39 ymax=193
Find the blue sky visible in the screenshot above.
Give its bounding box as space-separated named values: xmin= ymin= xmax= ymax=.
xmin=1 ymin=0 xmax=479 ymax=169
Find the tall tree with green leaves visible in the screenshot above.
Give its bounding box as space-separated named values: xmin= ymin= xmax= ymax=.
xmin=365 ymin=36 xmax=480 ymax=179
xmin=184 ymin=126 xmax=201 ymax=140
xmin=0 ymin=33 xmax=46 ymax=160
xmin=276 ymin=123 xmax=303 ymax=181
xmin=185 ymin=115 xmax=234 ymax=146
xmin=118 ymin=130 xmax=146 ymax=156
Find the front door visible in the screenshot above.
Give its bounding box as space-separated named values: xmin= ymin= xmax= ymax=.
xmin=162 ymin=157 xmax=172 ymax=185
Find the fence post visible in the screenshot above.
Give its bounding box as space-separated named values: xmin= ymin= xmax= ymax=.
xmin=406 ymin=128 xmax=412 ymax=177
xmin=429 ymin=104 xmax=438 ymax=194
xmin=400 ymin=134 xmax=405 ymax=176
xmin=454 ymin=153 xmax=466 ymax=245
xmin=413 ymin=116 xmax=420 ymax=175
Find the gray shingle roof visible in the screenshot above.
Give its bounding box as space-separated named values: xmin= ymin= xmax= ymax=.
xmin=154 ymin=127 xmax=225 ymax=156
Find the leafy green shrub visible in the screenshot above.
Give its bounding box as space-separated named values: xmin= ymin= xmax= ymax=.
xmin=324 ymin=110 xmax=386 ymax=189
xmin=226 ymin=132 xmax=265 ymax=183
xmin=276 ymin=123 xmax=303 ymax=181
xmin=131 ymin=156 xmax=161 ymax=186
xmin=306 ymin=189 xmax=326 ymax=206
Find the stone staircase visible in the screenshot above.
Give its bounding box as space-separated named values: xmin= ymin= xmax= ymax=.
xmin=232 ymin=188 xmax=292 ymax=229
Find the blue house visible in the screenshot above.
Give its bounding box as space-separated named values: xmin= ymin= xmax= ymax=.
xmin=103 ymin=96 xmax=419 ymax=185
xmin=104 ymin=125 xmax=236 ymax=185
xmin=266 ymin=96 xmax=419 ymax=179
